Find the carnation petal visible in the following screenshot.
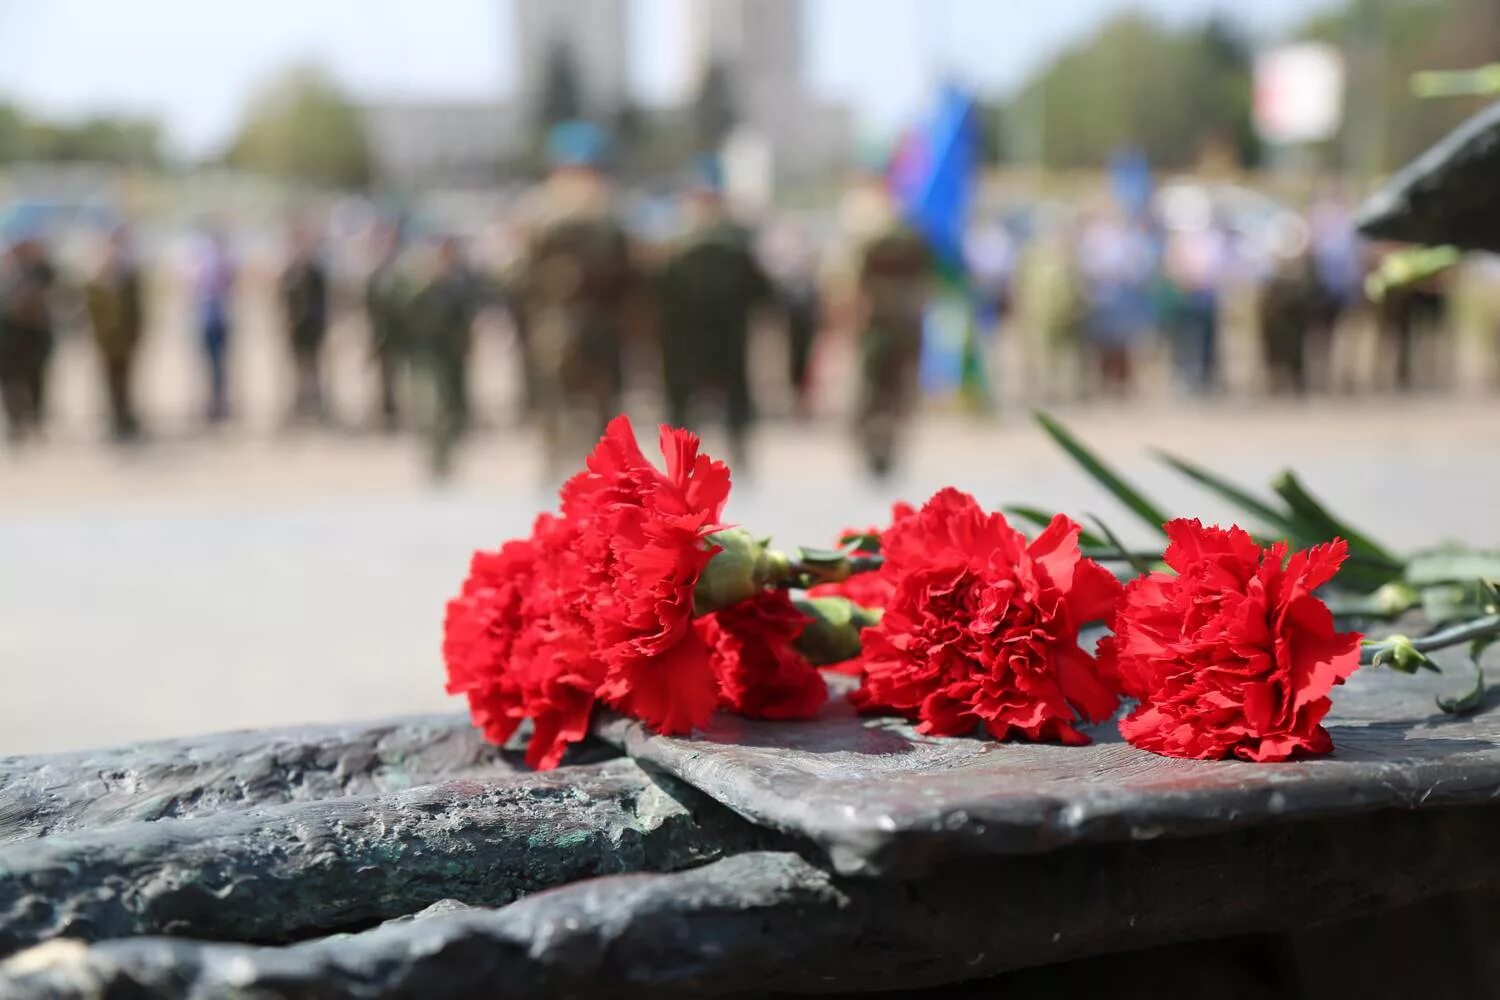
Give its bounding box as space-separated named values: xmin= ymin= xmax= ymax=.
xmin=612 ymin=627 xmax=720 ymax=734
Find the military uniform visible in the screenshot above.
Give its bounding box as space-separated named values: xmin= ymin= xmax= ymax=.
xmin=365 ymin=251 xmax=409 ymax=431
xmin=850 ymin=213 xmax=930 ymax=478
xmin=0 ymin=245 xmax=56 ymax=444
xmin=279 ymin=254 xmax=330 ymax=423
xmin=84 ymin=253 xmax=145 ymax=439
xmin=515 ymin=177 xmax=633 ymax=473
xmin=409 ymin=254 xmax=479 ymax=477
xmin=657 ymin=216 xmax=772 ymax=461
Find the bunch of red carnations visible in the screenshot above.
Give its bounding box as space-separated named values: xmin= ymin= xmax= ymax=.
xmin=444 ymin=417 xmax=1363 ymax=769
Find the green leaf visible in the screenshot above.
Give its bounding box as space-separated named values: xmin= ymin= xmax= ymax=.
xmin=1087 ymin=514 xmax=1152 ymax=577
xmin=1270 ymin=470 xmax=1402 ymax=568
xmin=1420 ymin=583 xmax=1483 ymax=626
xmin=1405 ymin=550 xmax=1500 ymax=588
xmin=795 ymin=546 xmax=847 ymax=565
xmin=1323 ymin=580 xmax=1419 ymax=620
xmin=1035 ymin=411 xmax=1170 ymax=536
xmin=1480 ymin=579 xmax=1500 ymax=614
xmin=1003 ymin=504 xmax=1106 ymax=548
xmin=1154 ymin=450 xmax=1301 ymax=537
xmin=1436 ymin=667 xmax=1486 ymax=715
xmin=837 ymin=531 xmax=882 ymax=553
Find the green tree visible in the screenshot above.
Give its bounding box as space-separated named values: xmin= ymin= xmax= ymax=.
xmin=1299 ymin=0 xmax=1500 ymax=174
xmin=1188 ymin=18 xmax=1259 ymax=168
xmin=0 ymin=103 xmax=30 ymax=162
xmin=225 ymin=64 xmax=372 ymax=188
xmin=0 ymin=102 xmax=162 ymax=166
xmin=1005 ymin=12 xmax=1256 ymax=171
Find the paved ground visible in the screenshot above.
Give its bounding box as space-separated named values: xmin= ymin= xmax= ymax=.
xmin=6 ymin=288 xmax=1500 ymax=753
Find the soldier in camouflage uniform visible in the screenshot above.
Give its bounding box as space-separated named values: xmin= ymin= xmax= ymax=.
xmin=278 ymin=224 xmax=331 ymax=425
xmin=409 ymin=236 xmax=480 ymax=479
xmin=0 ymin=234 xmax=58 ymax=445
xmin=515 ymin=121 xmax=634 ymax=477
xmin=83 ymin=226 xmax=146 ymax=441
xmin=831 ymin=168 xmax=931 ymax=478
xmin=365 ymin=221 xmax=409 ymax=432
xmin=656 ymin=157 xmax=773 ymax=468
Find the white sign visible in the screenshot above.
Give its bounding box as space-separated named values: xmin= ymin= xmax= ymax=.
xmin=1254 ymin=44 xmax=1345 ymax=145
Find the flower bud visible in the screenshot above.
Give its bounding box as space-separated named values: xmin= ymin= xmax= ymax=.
xmin=1372 ymin=580 xmax=1419 ymax=617
xmin=1370 ymin=634 xmax=1438 ymax=674
xmin=793 ymin=595 xmax=882 ymax=666
xmin=694 ymin=529 xmax=790 ymax=614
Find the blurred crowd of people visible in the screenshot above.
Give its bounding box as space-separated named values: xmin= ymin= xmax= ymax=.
xmin=0 ymin=122 xmax=1477 ymax=482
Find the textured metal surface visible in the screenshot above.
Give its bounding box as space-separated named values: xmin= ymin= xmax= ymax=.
xmin=7 ymin=801 xmax=1500 ymax=999
xmin=1357 ymin=99 xmax=1500 ymax=250
xmin=597 ymin=666 xmax=1500 ymax=875
xmin=0 ymin=759 xmax=761 ymax=954
xmin=4 ymin=656 xmax=1500 ymax=995
xmin=0 ymin=713 xmax=563 ymax=845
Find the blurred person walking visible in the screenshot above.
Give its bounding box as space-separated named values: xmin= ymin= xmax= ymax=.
xmin=190 ymin=226 xmax=236 ymax=424
xmin=364 ymin=221 xmax=409 ymax=432
xmin=761 ymin=218 xmax=822 ymax=420
xmin=515 ymin=121 xmax=634 ymax=476
xmin=965 ymin=216 xmax=1016 ymax=342
xmin=1015 ymin=220 xmax=1084 ymax=404
xmin=1162 ymin=217 xmax=1229 ymax=396
xmin=829 ymin=159 xmax=931 ymax=479
xmin=1307 ymin=191 xmax=1365 ymax=392
xmin=0 ymin=233 xmax=58 ymax=445
xmin=1076 ymin=208 xmax=1157 ymax=397
xmin=657 ymin=156 xmax=773 ymax=469
xmin=1259 ymin=247 xmax=1319 ymax=395
xmin=83 ymin=226 xmax=146 ymax=441
xmin=278 ymin=224 xmax=331 ymax=426
xmin=409 ymin=236 xmax=479 ymax=479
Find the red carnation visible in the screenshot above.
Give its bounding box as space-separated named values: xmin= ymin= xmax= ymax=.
xmin=444 ymin=514 xmax=607 ymax=770
xmin=562 ymin=415 xmax=731 ymax=735
xmin=443 ymin=536 xmax=537 ymax=748
xmin=852 ymin=488 xmax=1122 ymax=745
xmin=508 ymin=515 xmax=609 ymax=769
xmin=1101 ymin=519 xmax=1362 ymax=762
xmin=702 ymin=590 xmax=827 ymax=720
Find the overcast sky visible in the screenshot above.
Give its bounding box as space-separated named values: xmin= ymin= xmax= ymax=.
xmin=0 ymin=0 xmax=1334 ymax=157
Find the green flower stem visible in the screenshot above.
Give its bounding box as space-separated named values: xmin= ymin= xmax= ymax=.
xmin=1361 ymin=614 xmax=1500 ymax=668
xmin=781 ymin=553 xmax=883 ymax=588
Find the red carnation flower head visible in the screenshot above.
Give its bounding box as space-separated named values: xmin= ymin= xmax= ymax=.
xmin=561 ymin=415 xmax=733 ymax=735
xmin=1102 ymin=519 xmax=1362 ymax=762
xmin=702 ymin=590 xmax=827 ymax=720
xmin=443 ymin=535 xmax=537 ymax=749
xmin=444 ymin=514 xmax=607 ymax=770
xmin=508 ymin=514 xmax=609 ymax=769
xmin=853 ymin=488 xmax=1123 ymax=745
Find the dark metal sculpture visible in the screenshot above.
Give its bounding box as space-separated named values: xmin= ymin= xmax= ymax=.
xmin=1358 ymin=100 xmax=1500 ymax=251
xmin=3 ymin=664 xmax=1500 ymax=997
